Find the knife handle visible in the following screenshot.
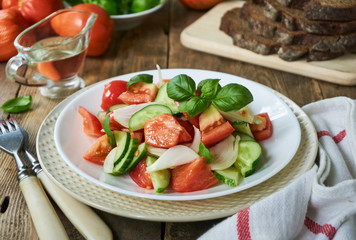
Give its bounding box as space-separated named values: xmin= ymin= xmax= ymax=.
xmin=37 ymin=171 xmax=113 ymax=240
xmin=19 ymin=176 xmax=69 ymax=240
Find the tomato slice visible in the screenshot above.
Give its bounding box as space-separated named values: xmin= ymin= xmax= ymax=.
xmin=130 ymin=130 xmax=144 ymax=144
xmin=78 ymin=106 xmax=104 ymax=138
xmin=118 ymin=82 xmax=158 ymax=105
xmin=83 ymin=134 xmax=113 ymax=165
xmin=201 ymin=121 xmax=235 ymax=148
xmin=175 ymin=118 xmax=195 ymax=143
xmin=183 ymin=112 xmax=200 ymax=129
xmin=100 ymin=80 xmax=127 ymax=111
xmin=250 ymin=113 xmax=273 ymax=142
xmin=144 ymin=114 xmax=192 ymax=148
xmin=170 ymin=157 xmax=218 ymax=192
xmin=129 ymin=159 xmax=153 ymax=189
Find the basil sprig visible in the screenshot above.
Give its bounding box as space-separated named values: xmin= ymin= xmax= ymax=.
xmin=127 ymin=74 xmax=153 ymax=88
xmin=167 ymin=74 xmax=253 ymax=118
xmin=1 ymin=96 xmax=32 ymax=113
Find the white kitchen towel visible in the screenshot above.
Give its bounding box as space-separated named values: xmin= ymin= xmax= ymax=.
xmin=199 ymin=97 xmax=356 ymax=240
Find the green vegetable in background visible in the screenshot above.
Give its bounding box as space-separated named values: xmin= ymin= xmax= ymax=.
xmin=1 ymin=96 xmax=32 ymax=113
xmin=66 ymin=0 xmax=119 ymax=15
xmin=131 ymin=0 xmax=160 ymax=13
xmin=66 ymin=0 xmax=161 ymax=15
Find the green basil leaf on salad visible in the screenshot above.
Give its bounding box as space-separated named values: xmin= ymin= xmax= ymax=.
xmin=199 ymin=142 xmax=214 ymax=163
xmin=212 ymin=83 xmax=253 ymax=112
xmin=127 ymin=74 xmax=153 ymax=88
xmin=1 ymin=96 xmax=32 ymax=113
xmin=179 ymin=96 xmax=209 ymax=118
xmin=167 ymin=74 xmax=196 ymax=102
xmin=103 ymin=115 xmax=116 ymax=147
xmin=199 ymin=79 xmax=221 ymax=100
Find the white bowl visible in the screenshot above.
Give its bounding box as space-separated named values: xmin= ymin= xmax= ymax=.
xmin=111 ymin=0 xmax=167 ymax=31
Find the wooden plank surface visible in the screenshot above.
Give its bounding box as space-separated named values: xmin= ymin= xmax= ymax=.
xmin=180 ymin=1 xmax=356 ymax=86
xmin=1 ymin=0 xmax=356 ymax=239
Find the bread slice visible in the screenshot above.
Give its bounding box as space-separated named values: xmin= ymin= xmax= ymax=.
xmin=220 ymin=8 xmax=281 ymax=55
xmin=220 ymin=7 xmax=345 ymax=61
xmin=274 ymin=0 xmax=356 ymax=21
xmin=243 ymin=1 xmax=356 ymax=53
xmin=264 ymin=0 xmax=356 ymax=35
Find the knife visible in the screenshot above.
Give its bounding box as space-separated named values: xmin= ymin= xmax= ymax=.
xmin=20 ymin=127 xmax=113 ymax=240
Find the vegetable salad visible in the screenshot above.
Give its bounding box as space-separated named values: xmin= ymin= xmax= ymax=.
xmin=78 ymin=73 xmax=273 ymax=193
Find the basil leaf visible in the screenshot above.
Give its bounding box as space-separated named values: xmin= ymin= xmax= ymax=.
xmin=212 ymin=83 xmax=253 ymax=112
xmin=167 ymin=74 xmax=196 ymax=101
xmin=103 ymin=115 xmax=115 ymax=147
xmin=197 ymin=79 xmax=220 ymax=93
xmin=1 ymin=96 xmax=32 ymax=113
xmin=179 ymin=96 xmax=209 ymax=118
xmin=199 ymin=142 xmax=214 ymax=163
xmin=127 ymin=74 xmax=153 ymax=88
xmin=199 ymin=79 xmax=221 ymax=100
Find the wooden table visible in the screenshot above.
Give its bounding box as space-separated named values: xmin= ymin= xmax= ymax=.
xmin=1 ymin=0 xmax=356 ymax=239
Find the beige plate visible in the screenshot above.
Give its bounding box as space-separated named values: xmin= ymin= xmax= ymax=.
xmin=36 ymin=85 xmax=318 ymax=222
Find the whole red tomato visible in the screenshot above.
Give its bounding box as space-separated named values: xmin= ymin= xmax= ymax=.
xmin=20 ymin=0 xmax=63 ymax=24
xmin=51 ymin=4 xmax=114 ymax=56
xmin=179 ymin=0 xmax=223 ymax=10
xmin=0 ymin=8 xmax=28 ymax=61
xmin=72 ymin=4 xmax=114 ymax=56
xmin=2 ymin=0 xmax=19 ymax=9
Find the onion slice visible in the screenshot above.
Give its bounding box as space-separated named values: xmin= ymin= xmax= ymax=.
xmin=184 ymin=126 xmax=201 ymax=153
xmin=209 ymin=135 xmax=240 ymax=170
xmin=146 ymin=145 xmax=199 ymax=172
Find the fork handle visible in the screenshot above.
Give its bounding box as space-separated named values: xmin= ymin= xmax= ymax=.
xmin=19 ymin=176 xmax=69 ymax=240
xmin=37 ymin=171 xmax=113 ymax=240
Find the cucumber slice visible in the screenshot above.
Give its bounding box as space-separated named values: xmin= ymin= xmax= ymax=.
xmin=125 ymin=142 xmax=148 ymax=173
xmin=214 ymin=166 xmax=241 ymax=187
xmin=154 ymin=82 xmax=180 ymax=115
xmin=146 ymin=155 xmax=171 ymax=193
xmin=113 ymin=131 xmax=131 ymax=164
xmin=129 ymin=104 xmax=172 ymax=132
xmin=112 ymin=138 xmax=139 ymax=175
xmin=232 ymin=120 xmax=254 ymax=138
xmin=103 ymin=131 xmax=130 ymax=173
xmin=234 ymin=140 xmax=262 ymax=177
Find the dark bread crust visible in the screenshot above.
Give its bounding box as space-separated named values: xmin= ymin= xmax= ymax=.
xmin=220 ymin=8 xmax=280 ymax=55
xmin=220 ymin=6 xmax=345 ymax=61
xmin=273 ymin=0 xmax=356 ymax=21
xmin=243 ymin=1 xmax=356 ymax=52
xmin=265 ymin=0 xmax=356 ymax=34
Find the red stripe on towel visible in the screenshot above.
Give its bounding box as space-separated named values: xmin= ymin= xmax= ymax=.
xmin=304 ymin=216 xmax=336 ymax=240
xmin=317 ymin=130 xmax=346 ymax=143
xmin=237 ymin=207 xmax=251 ymax=240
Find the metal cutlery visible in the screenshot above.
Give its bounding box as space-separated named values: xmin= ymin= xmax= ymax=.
xmin=19 ymin=125 xmax=113 ymax=240
xmin=0 ymin=117 xmax=69 ymax=240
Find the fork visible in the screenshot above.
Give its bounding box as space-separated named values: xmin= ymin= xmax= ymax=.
xmin=19 ymin=126 xmax=113 ymax=240
xmin=0 ymin=118 xmax=69 ymax=240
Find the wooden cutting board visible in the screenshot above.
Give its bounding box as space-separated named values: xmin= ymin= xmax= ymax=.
xmin=180 ymin=1 xmax=356 ymax=86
